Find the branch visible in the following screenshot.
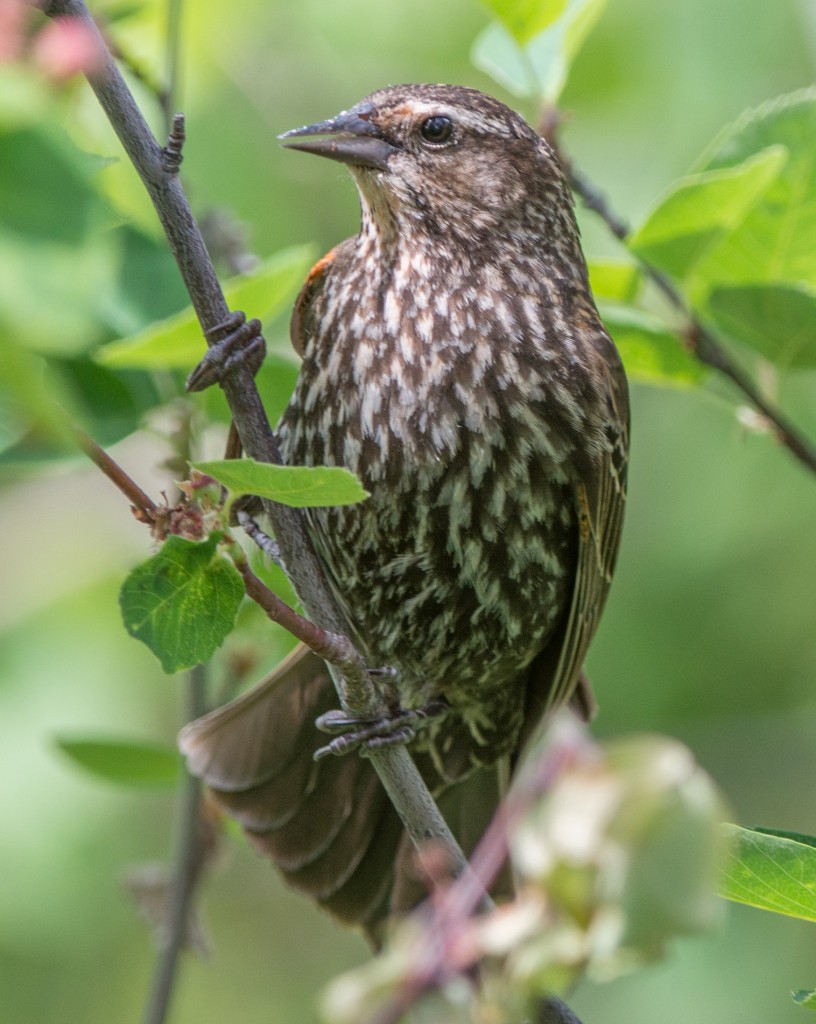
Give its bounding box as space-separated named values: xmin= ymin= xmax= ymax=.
xmin=41 ymin=0 xmax=471 ymax=893
xmin=106 ymin=36 xmax=170 ymax=123
xmin=233 ymin=551 xmax=363 ymax=672
xmin=73 ymin=424 xmax=158 ymax=522
xmin=568 ymin=165 xmax=816 ymax=476
xmin=537 ymin=997 xmax=586 ymax=1024
xmin=141 ymin=664 xmax=209 ymax=1024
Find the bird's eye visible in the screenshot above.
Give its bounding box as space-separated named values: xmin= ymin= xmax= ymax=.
xmin=419 ymin=115 xmax=454 ymax=145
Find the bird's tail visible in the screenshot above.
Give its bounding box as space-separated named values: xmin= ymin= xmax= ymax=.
xmin=179 ymin=644 xmax=582 ymax=941
xmin=179 ymin=644 xmax=414 ymax=937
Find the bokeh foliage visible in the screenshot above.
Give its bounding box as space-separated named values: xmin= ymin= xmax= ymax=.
xmin=1 ymin=0 xmax=815 ymax=1021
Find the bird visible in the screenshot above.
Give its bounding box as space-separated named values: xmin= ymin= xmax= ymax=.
xmin=179 ymin=83 xmax=629 ymax=943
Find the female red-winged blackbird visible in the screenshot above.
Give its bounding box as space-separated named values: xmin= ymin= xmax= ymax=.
xmin=180 ymin=84 xmax=629 ymax=941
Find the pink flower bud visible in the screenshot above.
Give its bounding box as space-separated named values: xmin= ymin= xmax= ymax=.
xmin=32 ymin=15 xmax=104 ymax=81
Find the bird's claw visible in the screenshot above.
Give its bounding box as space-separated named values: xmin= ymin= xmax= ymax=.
xmin=186 ymin=311 xmax=265 ymax=392
xmin=367 ymin=665 xmax=399 ymax=681
xmin=313 ymin=701 xmax=445 ymax=760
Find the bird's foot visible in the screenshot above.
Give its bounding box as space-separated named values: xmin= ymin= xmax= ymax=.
xmin=313 ymin=700 xmax=446 ymax=761
xmin=236 ymin=507 xmax=284 ymax=567
xmin=186 ymin=310 xmax=265 ymax=392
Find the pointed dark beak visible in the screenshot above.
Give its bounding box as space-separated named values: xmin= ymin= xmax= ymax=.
xmin=279 ymin=107 xmax=397 ymax=171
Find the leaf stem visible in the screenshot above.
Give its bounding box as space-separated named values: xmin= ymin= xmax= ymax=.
xmin=229 ymin=545 xmax=364 ymax=673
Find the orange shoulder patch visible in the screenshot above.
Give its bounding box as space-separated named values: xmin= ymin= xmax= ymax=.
xmin=290 ymin=246 xmax=339 ymax=356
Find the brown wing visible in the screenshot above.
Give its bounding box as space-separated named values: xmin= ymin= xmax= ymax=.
xmin=520 ymin=331 xmax=629 ymax=747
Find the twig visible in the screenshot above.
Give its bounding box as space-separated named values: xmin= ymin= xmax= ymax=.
xmin=54 ymin=14 xmax=584 ymax=1020
xmin=141 ymin=664 xmax=208 ymax=1024
xmin=567 ymin=165 xmax=816 ymax=476
xmin=684 ymin=320 xmax=816 ymax=474
xmin=72 ymin=424 xmax=158 ymax=521
xmin=162 ymin=113 xmax=185 ymax=175
xmin=538 ymin=997 xmax=586 ymax=1024
xmin=41 ymin=0 xmax=471 ymax=903
xmin=106 ymin=38 xmax=171 ymax=118
xmin=232 ymin=551 xmax=363 ymax=672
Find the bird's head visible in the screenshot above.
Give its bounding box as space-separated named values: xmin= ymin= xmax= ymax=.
xmin=280 ymin=84 xmax=574 ymax=247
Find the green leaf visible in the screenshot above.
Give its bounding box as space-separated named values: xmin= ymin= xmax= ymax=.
xmin=55 ymin=357 xmax=161 ymax=445
xmin=588 ymin=261 xmax=641 ymax=302
xmin=0 ymin=335 xmax=75 ymax=452
xmin=753 ymin=828 xmax=816 ymax=850
xmin=0 ymin=125 xmax=109 ymax=243
xmin=0 ymin=230 xmax=117 ymax=357
xmin=54 ymin=737 xmax=180 ymax=787
xmin=473 ymin=0 xmax=608 ymax=101
xmin=472 ymin=21 xmax=532 ymax=96
xmin=626 ymin=90 xmax=816 ymax=377
xmin=707 ymin=282 xmax=816 ymax=368
xmin=600 ymin=305 xmax=705 ymax=387
xmin=98 ymin=244 xmax=315 ymax=370
xmin=480 ymin=0 xmax=568 ymax=44
xmin=628 ymin=147 xmax=786 ymax=280
xmin=607 ymin=738 xmax=729 ymax=952
xmin=539 ymin=0 xmax=608 ymax=100
xmin=99 ymin=225 xmax=191 ymax=338
xmin=718 ymin=824 xmax=816 ymax=922
xmin=692 ymin=88 xmax=816 ymax=288
xmin=193 ymin=458 xmax=369 ymax=508
xmin=119 ymin=534 xmax=244 ymax=673
xmin=0 ymin=349 xmax=162 ymax=464
xmin=793 ymin=990 xmax=816 ymax=1011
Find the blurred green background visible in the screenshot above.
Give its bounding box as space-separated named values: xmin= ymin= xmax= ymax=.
xmin=1 ymin=0 xmax=816 ymax=1021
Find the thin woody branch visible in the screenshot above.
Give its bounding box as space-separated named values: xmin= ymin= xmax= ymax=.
xmin=40 ymin=0 xmax=471 ymax=899
xmin=106 ymin=36 xmax=171 ymax=123
xmin=233 ymin=552 xmax=362 ymax=673
xmin=73 ymin=424 xmax=158 ymax=521
xmin=140 ymin=665 xmax=208 ymax=1024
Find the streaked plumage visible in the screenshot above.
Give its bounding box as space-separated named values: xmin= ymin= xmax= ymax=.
xmin=180 ymin=84 xmax=629 ymax=940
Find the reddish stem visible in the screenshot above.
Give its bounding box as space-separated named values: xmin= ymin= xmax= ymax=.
xmin=73 ymin=425 xmax=158 ymax=521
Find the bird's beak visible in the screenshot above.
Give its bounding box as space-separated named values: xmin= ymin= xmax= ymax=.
xmin=279 ymin=107 xmax=397 ymax=171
